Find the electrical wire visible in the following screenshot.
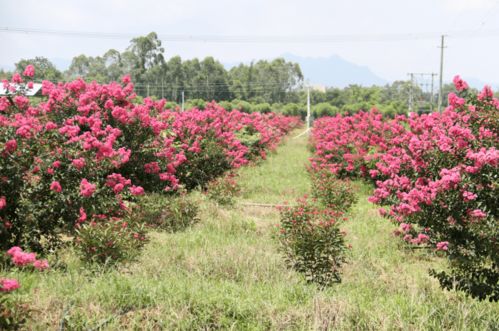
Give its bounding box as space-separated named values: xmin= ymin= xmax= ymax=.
xmin=3 ymin=26 xmax=499 ymax=43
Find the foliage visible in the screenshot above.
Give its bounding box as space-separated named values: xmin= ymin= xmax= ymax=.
xmin=132 ymin=193 xmax=199 ymax=232
xmin=74 ymin=218 xmax=148 ymax=265
xmin=205 ymin=173 xmax=241 ymax=206
xmin=313 ymin=102 xmax=340 ymax=117
xmin=0 ymin=296 xmax=28 ymax=331
xmin=174 ymin=133 xmax=232 ymax=190
xmin=309 ymin=169 xmax=357 ymax=212
xmin=15 ymin=57 xmax=62 ymax=82
xmin=278 ymin=197 xmax=348 ymax=287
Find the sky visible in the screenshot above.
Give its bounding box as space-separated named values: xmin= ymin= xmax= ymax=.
xmin=1 ymin=0 xmax=499 ymax=84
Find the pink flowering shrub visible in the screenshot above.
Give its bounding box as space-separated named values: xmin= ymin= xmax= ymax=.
xmin=309 ymin=168 xmax=357 ymax=212
xmin=310 ymin=76 xmax=498 ymax=301
xmin=205 ymin=172 xmax=241 ymax=206
xmin=278 ymin=197 xmax=348 ymax=287
xmin=0 ymin=66 xmax=299 ymax=253
xmin=1 ymin=277 xmax=27 ymax=331
xmin=74 ymin=217 xmax=148 ymax=265
xmin=309 ymin=109 xmax=406 ymax=179
xmin=4 ymin=247 xmax=49 ymax=271
xmin=0 ymin=246 xmax=48 ymax=329
xmin=131 ymin=192 xmax=199 ymax=232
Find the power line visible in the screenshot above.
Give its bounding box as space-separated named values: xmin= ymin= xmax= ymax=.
xmin=3 ymin=26 xmax=499 ymax=43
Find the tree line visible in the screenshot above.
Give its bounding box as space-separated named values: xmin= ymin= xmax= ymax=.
xmin=1 ymin=32 xmax=303 ymax=104
xmin=1 ymin=31 xmax=470 ymax=116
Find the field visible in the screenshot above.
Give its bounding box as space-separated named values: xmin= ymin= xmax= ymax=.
xmin=0 ymin=131 xmax=494 ymax=330
xmin=0 ymin=70 xmax=498 ymax=330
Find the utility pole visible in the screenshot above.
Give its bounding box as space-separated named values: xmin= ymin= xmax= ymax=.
xmin=437 ymin=35 xmax=446 ymax=113
xmin=430 ymin=73 xmax=437 ymax=112
xmin=306 ymin=87 xmax=311 ymax=130
xmin=181 ymin=90 xmax=185 ymax=112
xmin=408 ymin=73 xmax=414 ymax=113
xmin=407 ymin=72 xmax=437 ymax=113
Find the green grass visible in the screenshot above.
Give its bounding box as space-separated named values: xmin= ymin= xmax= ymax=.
xmin=3 ymin=129 xmax=498 ymax=330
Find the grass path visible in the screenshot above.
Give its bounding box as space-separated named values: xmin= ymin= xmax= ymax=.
xmin=15 ymin=130 xmax=499 ymax=330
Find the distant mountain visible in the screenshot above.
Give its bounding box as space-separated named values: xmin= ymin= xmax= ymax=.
xmin=463 ymin=77 xmax=499 ymax=91
xmin=283 ymin=53 xmax=387 ymax=88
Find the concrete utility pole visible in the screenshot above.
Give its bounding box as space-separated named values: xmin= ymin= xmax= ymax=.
xmin=306 ymin=87 xmax=311 ymax=130
xmin=181 ymin=90 xmax=185 ymax=112
xmin=407 ymin=72 xmax=438 ymax=113
xmin=430 ymin=73 xmax=437 ymax=112
xmin=437 ymin=35 xmax=446 ymax=113
xmin=408 ymin=73 xmax=414 ymax=113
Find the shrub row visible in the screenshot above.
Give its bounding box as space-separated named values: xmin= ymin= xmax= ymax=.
xmin=309 ymin=76 xmax=498 ymax=301
xmin=0 ymin=67 xmax=300 ymax=253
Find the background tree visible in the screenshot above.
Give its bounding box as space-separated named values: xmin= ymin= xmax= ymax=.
xmin=15 ymin=57 xmax=62 ymax=82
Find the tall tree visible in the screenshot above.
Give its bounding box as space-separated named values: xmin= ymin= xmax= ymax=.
xmin=126 ymin=32 xmax=165 ymax=82
xmin=15 ymin=57 xmax=62 ymax=82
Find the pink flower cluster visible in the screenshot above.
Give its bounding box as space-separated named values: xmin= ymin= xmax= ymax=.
xmin=6 ymin=246 xmax=49 ymax=270
xmin=0 ymin=278 xmax=19 ymax=292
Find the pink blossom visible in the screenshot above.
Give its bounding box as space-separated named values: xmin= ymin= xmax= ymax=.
xmin=130 ymin=185 xmax=145 ymax=196
xmin=50 ymin=181 xmax=62 ymax=193
xmin=417 ymin=233 xmax=429 ymax=243
xmin=113 ymin=183 xmax=124 ymax=194
xmin=7 ymin=246 xmax=22 ymax=256
xmin=45 ymin=121 xmax=58 ymax=131
xmin=12 ymin=251 xmax=37 ymax=266
xmin=144 ymin=162 xmax=161 ymax=174
xmin=71 ymin=158 xmax=86 ymax=170
xmin=469 ymin=209 xmax=487 ymax=219
xmin=0 ymin=278 xmax=20 ymax=292
xmin=33 ymin=259 xmax=49 ymax=271
xmin=80 ymin=179 xmax=96 ymax=197
xmin=122 ymin=75 xmax=131 ymax=84
xmin=4 ymin=139 xmax=17 ymax=153
xmin=462 ymin=191 xmax=477 ymax=202
xmin=400 ymin=223 xmax=412 ymax=233
xmin=436 ymin=241 xmax=449 ymax=251
xmin=12 ymin=73 xmax=22 ymax=84
xmin=452 ymin=75 xmax=469 ymax=92
xmin=78 ymin=207 xmax=87 ymax=223
xmin=23 ymin=64 xmax=35 ymax=77
xmin=0 ymin=196 xmax=6 ymax=210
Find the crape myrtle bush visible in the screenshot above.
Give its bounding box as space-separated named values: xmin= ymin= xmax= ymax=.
xmin=1 ymin=244 xmax=48 ymax=329
xmin=205 ymin=172 xmax=241 ymax=206
xmin=1 ymin=280 xmax=28 ymax=330
xmin=309 ymin=168 xmax=357 ymax=212
xmin=0 ymin=66 xmax=301 ymax=253
xmin=309 ymin=109 xmax=406 ymax=179
xmin=310 ymin=76 xmax=498 ymax=301
xmin=278 ymin=196 xmax=348 ymax=287
xmin=131 ymin=192 xmax=199 ymax=232
xmin=75 ymin=217 xmax=148 ymax=265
